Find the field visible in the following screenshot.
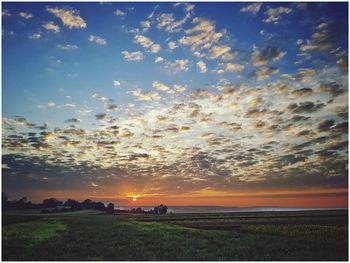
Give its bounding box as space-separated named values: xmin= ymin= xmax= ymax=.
xmin=2 ymin=209 xmax=348 ymax=261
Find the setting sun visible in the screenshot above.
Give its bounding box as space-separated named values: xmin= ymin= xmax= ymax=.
xmin=132 ymin=197 xmax=137 ymax=202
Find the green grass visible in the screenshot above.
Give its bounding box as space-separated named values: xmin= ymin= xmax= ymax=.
xmin=2 ymin=210 xmax=348 ymax=261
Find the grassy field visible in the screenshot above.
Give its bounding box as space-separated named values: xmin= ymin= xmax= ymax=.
xmin=2 ymin=209 xmax=348 ymax=261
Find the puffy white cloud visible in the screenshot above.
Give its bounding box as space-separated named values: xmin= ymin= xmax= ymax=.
xmin=113 ymin=80 xmax=121 ymax=88
xmin=28 ymin=33 xmax=41 ymax=40
xmin=134 ymin=35 xmax=161 ymax=53
xmin=89 ymin=34 xmax=107 ymax=45
xmin=2 ymin=9 xmax=11 ymax=16
xmin=140 ymin=20 xmax=151 ymax=32
xmin=240 ymin=3 xmax=263 ymax=14
xmin=47 ymin=7 xmax=87 ymax=29
xmin=58 ymin=44 xmax=78 ymax=50
xmin=157 ymin=13 xmax=189 ymax=33
xmin=131 ymin=89 xmax=161 ymax=101
xmin=300 ymin=22 xmax=334 ymax=52
xmin=196 ymin=60 xmax=207 ymax=73
xmin=150 ymin=44 xmax=161 ymax=53
xmin=18 ymin=12 xmax=33 ymax=19
xmin=42 ymin=21 xmax=60 ymax=33
xmin=165 ymin=59 xmax=189 ymax=72
xmin=152 ymin=81 xmax=171 ymax=92
xmin=179 ymin=18 xmax=223 ymax=51
xmin=155 ymin=57 xmax=164 ymax=63
xmin=121 ymin=51 xmax=144 ymax=61
xmin=208 ymin=45 xmax=231 ymax=59
xmin=224 ymin=63 xmax=245 ymax=72
xmin=168 ymin=41 xmax=178 ymax=50
xmin=114 ymin=9 xmax=126 ymax=16
xmin=263 ymin=6 xmax=292 ymax=24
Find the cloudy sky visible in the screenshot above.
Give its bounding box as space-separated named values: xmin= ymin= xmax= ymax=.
xmin=2 ymin=2 xmax=348 ymax=207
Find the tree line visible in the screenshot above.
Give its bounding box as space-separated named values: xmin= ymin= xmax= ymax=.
xmin=2 ymin=193 xmax=167 ymax=214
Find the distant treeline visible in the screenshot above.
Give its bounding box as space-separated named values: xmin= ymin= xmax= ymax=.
xmin=2 ymin=193 xmax=167 ymax=214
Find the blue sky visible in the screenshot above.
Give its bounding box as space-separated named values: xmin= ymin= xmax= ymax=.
xmin=2 ymin=2 xmax=348 ymax=206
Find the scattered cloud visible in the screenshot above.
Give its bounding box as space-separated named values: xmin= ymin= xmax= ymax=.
xmin=300 ymin=22 xmax=334 ymax=52
xmin=196 ymin=60 xmax=207 ymax=73
xmin=58 ymin=44 xmax=78 ymax=50
xmin=134 ymin=34 xmax=160 ymax=53
xmin=113 ymin=80 xmax=121 ymax=88
xmin=121 ymin=51 xmax=144 ymax=61
xmin=28 ymin=33 xmax=41 ymax=40
xmin=47 ymin=7 xmax=87 ymax=29
xmin=240 ymin=3 xmax=263 ymax=14
xmin=252 ymin=46 xmax=286 ymax=66
xmin=165 ymin=59 xmax=189 ymax=72
xmin=114 ymin=9 xmax=126 ymax=16
xmin=89 ymin=34 xmax=107 ymax=45
xmin=18 ymin=12 xmax=33 ymax=19
xmin=168 ymin=41 xmax=178 ymax=50
xmin=131 ymin=89 xmax=161 ymax=101
xmin=42 ymin=22 xmax=60 ymax=33
xmin=155 ymin=57 xmax=164 ymax=63
xmin=263 ymin=6 xmax=292 ymax=24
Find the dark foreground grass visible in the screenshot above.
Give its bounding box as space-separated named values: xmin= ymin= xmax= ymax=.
xmin=2 ymin=210 xmax=348 ymax=261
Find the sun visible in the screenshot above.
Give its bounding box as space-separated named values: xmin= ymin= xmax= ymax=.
xmin=132 ymin=197 xmax=137 ymax=202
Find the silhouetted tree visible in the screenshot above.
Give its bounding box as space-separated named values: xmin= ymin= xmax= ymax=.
xmin=43 ymin=198 xmax=62 ymax=208
xmin=93 ymin=201 xmax=106 ymax=211
xmin=153 ymin=204 xmax=168 ymax=214
xmin=64 ymin=199 xmax=82 ymax=210
xmin=82 ymin=199 xmax=92 ymax=209
xmin=2 ymin=192 xmax=8 ymax=211
xmin=106 ymin=203 xmax=114 ymax=214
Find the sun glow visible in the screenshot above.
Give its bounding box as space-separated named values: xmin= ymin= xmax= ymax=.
xmin=132 ymin=196 xmax=137 ymax=201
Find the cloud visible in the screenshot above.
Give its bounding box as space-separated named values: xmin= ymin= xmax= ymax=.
xmin=95 ymin=113 xmax=107 ymax=120
xmin=114 ymin=9 xmax=126 ymax=16
xmin=290 ymin=88 xmax=313 ymax=98
xmin=131 ymin=89 xmax=161 ymax=101
xmin=179 ymin=18 xmax=223 ymax=52
xmin=263 ymin=6 xmax=292 ymax=24
xmin=113 ymin=80 xmax=121 ymax=88
xmin=134 ymin=35 xmax=160 ymax=53
xmin=92 ymin=93 xmax=108 ymax=102
xmin=121 ymin=51 xmax=144 ymax=61
xmin=152 ymin=81 xmax=171 ymax=93
xmin=47 ymin=7 xmax=87 ymax=29
xmin=296 ymin=68 xmax=316 ymax=83
xmin=168 ymin=41 xmax=178 ymax=50
xmin=65 ymin=118 xmax=81 ymax=123
xmin=155 ymin=57 xmax=164 ymax=63
xmin=157 ymin=12 xmax=190 ymax=33
xmin=224 ymin=63 xmax=245 ymax=72
xmin=42 ymin=22 xmax=60 ymax=33
xmin=165 ymin=59 xmax=189 ymax=72
xmin=251 ymin=46 xmax=286 ymax=66
xmin=2 ymin=9 xmax=11 ymax=16
xmin=140 ymin=20 xmax=151 ymax=32
xmin=89 ymin=34 xmax=107 ymax=45
xmin=196 ymin=60 xmax=207 ymax=73
xmin=300 ymin=22 xmax=334 ymax=52
xmin=287 ymin=101 xmax=325 ymax=113
xmin=240 ymin=3 xmax=263 ymax=14
xmin=28 ymin=33 xmax=41 ymax=40
xmin=253 ymin=66 xmax=279 ymax=80
xmin=317 ymin=119 xmax=335 ymax=132
xmin=58 ymin=44 xmax=78 ymax=50
xmin=18 ymin=12 xmax=33 ymax=19
xmin=317 ymin=82 xmax=344 ymax=97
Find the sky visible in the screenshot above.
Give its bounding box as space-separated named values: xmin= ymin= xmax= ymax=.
xmin=2 ymin=1 xmax=348 ymax=207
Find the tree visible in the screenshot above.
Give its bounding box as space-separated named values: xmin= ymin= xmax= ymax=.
xmin=153 ymin=204 xmax=168 ymax=214
xmin=106 ymin=203 xmax=114 ymax=214
xmin=43 ymin=198 xmax=62 ymax=208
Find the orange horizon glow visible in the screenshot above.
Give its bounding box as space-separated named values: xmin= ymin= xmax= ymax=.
xmin=12 ymin=187 xmax=348 ymax=208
